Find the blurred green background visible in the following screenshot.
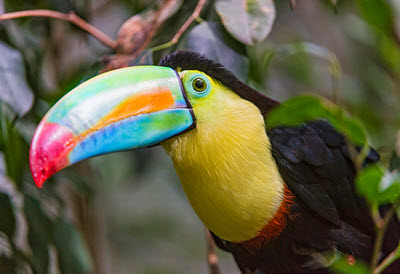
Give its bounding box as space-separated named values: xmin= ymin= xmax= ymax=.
xmin=0 ymin=0 xmax=399 ymax=273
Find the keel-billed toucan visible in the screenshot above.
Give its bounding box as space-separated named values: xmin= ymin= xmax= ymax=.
xmin=29 ymin=51 xmax=400 ymax=273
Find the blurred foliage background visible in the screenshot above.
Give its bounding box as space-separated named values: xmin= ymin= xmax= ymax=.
xmin=0 ymin=0 xmax=399 ymax=273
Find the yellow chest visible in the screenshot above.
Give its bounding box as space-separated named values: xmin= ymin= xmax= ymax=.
xmin=162 ymin=99 xmax=285 ymax=242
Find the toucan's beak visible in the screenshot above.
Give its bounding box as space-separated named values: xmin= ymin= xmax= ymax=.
xmin=30 ymin=66 xmax=195 ymax=187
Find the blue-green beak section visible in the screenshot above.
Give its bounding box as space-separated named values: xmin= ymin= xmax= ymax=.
xmin=30 ymin=66 xmax=195 ymax=187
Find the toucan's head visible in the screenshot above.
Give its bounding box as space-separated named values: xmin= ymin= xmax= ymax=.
xmin=30 ymin=51 xmax=277 ymax=187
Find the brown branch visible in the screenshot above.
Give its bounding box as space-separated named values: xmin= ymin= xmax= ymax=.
xmin=151 ymin=0 xmax=207 ymax=51
xmin=289 ymin=0 xmax=296 ymax=11
xmin=205 ymin=228 xmax=220 ymax=274
xmin=171 ymin=0 xmax=206 ymax=44
xmin=0 ymin=10 xmax=117 ymax=49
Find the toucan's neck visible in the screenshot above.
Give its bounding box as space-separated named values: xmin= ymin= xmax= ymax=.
xmin=162 ymin=94 xmax=285 ymax=242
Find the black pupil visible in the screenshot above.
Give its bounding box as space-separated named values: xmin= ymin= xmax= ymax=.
xmin=194 ymin=78 xmax=205 ymax=91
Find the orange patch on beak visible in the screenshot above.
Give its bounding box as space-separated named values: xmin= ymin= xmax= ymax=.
xmin=95 ymin=87 xmax=175 ymax=131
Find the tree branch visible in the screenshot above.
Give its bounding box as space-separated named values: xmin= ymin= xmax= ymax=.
xmin=151 ymin=0 xmax=206 ymax=52
xmin=371 ymin=198 xmax=400 ymax=271
xmin=289 ymin=0 xmax=296 ymax=11
xmin=0 ymin=10 xmax=117 ymax=49
xmin=171 ymin=0 xmax=206 ymax=44
xmin=375 ymin=244 xmax=400 ymax=274
xmin=205 ymin=228 xmax=220 ymax=274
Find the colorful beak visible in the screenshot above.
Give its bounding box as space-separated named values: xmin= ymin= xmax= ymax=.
xmin=30 ymin=66 xmax=195 ymax=187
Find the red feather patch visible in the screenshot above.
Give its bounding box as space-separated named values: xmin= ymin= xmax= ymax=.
xmin=241 ymin=185 xmax=295 ymax=253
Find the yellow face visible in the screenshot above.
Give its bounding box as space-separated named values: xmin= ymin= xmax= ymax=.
xmin=179 ymin=70 xmax=242 ymax=129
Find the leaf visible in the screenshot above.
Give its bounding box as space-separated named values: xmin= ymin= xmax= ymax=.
xmin=0 ymin=193 xmax=15 ymax=239
xmin=0 ymin=115 xmax=28 ymax=187
xmin=24 ymin=195 xmax=50 ymax=274
xmin=331 ymin=254 xmax=370 ymax=274
xmin=356 ymin=164 xmax=384 ymax=204
xmin=356 ymin=0 xmax=394 ymax=34
xmin=186 ymin=22 xmax=249 ymax=83
xmin=266 ymin=95 xmax=330 ymax=127
xmin=355 ymin=164 xmax=400 ymax=204
xmin=331 ymin=115 xmax=367 ymax=146
xmin=378 ymin=172 xmax=400 ymax=203
xmin=266 ymin=95 xmax=367 ymax=145
xmin=0 ymin=42 xmax=34 ymax=117
xmin=215 ymin=0 xmax=275 ymax=45
xmin=53 ymin=219 xmax=92 ymax=274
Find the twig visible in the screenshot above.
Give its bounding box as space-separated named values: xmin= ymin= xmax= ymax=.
xmin=151 ymin=0 xmax=206 ymax=52
xmin=371 ymin=198 xmax=400 ymax=271
xmin=289 ymin=0 xmax=296 ymax=11
xmin=205 ymin=228 xmax=220 ymax=274
xmin=375 ymin=245 xmax=400 ymax=274
xmin=0 ymin=10 xmax=117 ymax=49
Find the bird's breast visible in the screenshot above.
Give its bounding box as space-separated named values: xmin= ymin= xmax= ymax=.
xmin=163 ymin=107 xmax=286 ymax=242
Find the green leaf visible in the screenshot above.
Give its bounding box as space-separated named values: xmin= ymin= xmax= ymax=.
xmin=0 ymin=42 xmax=34 ymax=117
xmin=378 ymin=172 xmax=400 ymax=203
xmin=53 ymin=219 xmax=92 ymax=274
xmin=356 ymin=164 xmax=384 ymax=204
xmin=266 ymin=95 xmax=330 ymax=128
xmin=186 ymin=22 xmax=249 ymax=83
xmin=24 ymin=195 xmax=50 ymax=274
xmin=0 ymin=193 xmax=15 ymax=239
xmin=215 ymin=0 xmax=275 ymax=45
xmin=356 ymin=0 xmax=394 ymax=34
xmin=331 ymin=115 xmax=367 ymax=147
xmin=331 ymin=254 xmax=370 ymax=274
xmin=355 ymin=164 xmax=400 ymax=204
xmin=266 ymin=95 xmax=367 ymax=145
xmin=1 ymin=121 xmax=28 ymax=187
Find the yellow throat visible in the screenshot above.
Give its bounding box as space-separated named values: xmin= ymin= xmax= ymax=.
xmin=162 ymin=76 xmax=285 ymax=243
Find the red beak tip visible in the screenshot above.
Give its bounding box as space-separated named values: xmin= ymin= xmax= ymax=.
xmin=35 ymin=180 xmax=44 ymax=188
xmin=29 ymin=121 xmax=74 ymax=188
xmin=30 ymin=164 xmax=48 ymax=188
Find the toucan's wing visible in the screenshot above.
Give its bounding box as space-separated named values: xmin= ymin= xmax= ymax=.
xmin=267 ymin=120 xmax=378 ymax=234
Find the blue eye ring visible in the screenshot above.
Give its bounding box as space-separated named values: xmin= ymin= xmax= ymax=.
xmin=188 ymin=74 xmax=211 ymax=97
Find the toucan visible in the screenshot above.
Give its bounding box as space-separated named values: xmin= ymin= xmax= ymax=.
xmin=29 ymin=51 xmax=399 ymax=273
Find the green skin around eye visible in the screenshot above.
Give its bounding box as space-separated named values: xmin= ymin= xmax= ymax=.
xmin=181 ymin=71 xmax=212 ymax=101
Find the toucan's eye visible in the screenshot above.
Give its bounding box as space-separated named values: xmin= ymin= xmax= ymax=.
xmin=183 ymin=73 xmax=211 ymax=98
xmin=192 ymin=77 xmax=207 ymax=92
